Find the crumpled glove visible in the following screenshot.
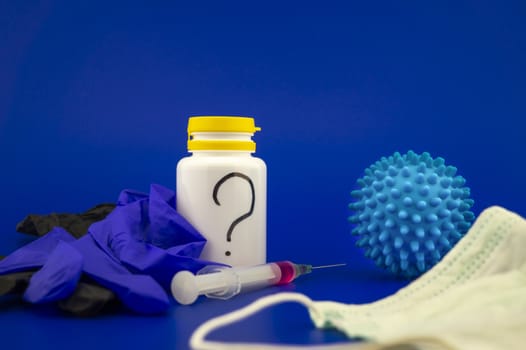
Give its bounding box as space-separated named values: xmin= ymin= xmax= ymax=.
xmin=3 ymin=204 xmax=120 ymax=316
xmin=0 ymin=184 xmax=215 ymax=314
xmin=16 ymin=203 xmax=116 ymax=238
xmin=0 ymin=267 xmax=118 ymax=316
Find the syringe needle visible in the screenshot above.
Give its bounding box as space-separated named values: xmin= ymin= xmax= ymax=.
xmin=311 ymin=263 xmax=346 ymax=270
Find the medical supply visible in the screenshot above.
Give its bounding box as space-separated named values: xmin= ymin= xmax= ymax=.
xmin=190 ymin=206 xmax=526 ymax=350
xmin=171 ymin=261 xmax=346 ymax=305
xmin=176 ymin=116 xmax=267 ymax=266
xmin=0 ymin=184 xmax=212 ymax=315
xmin=349 ymin=150 xmax=475 ymax=278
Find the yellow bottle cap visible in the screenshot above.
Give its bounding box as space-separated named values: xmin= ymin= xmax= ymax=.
xmin=187 ymin=116 xmax=261 ymax=152
xmin=188 ymin=116 xmax=261 ymax=134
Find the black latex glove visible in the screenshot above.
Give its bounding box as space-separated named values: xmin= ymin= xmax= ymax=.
xmin=57 ymin=277 xmax=120 ymax=316
xmin=16 ymin=203 xmax=116 ymax=238
xmin=0 ymin=270 xmax=34 ymax=295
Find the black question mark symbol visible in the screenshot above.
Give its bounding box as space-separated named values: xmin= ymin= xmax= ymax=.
xmin=212 ymin=172 xmax=255 ymax=257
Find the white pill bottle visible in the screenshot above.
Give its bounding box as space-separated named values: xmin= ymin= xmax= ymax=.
xmin=176 ymin=116 xmax=266 ymax=266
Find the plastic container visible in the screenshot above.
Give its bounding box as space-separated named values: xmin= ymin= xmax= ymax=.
xmin=176 ymin=116 xmax=267 ymax=266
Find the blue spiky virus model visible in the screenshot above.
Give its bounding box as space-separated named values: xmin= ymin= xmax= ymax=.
xmin=349 ymin=151 xmax=475 ymax=278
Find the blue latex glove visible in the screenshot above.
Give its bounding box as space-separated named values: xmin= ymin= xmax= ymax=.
xmin=0 ymin=184 xmax=214 ymax=314
xmin=0 ymin=227 xmax=75 ymax=274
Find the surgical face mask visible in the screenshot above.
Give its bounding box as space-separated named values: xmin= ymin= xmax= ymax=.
xmin=189 ymin=206 xmax=526 ymax=350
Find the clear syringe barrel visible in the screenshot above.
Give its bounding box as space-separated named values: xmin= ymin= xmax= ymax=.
xmin=201 ymin=263 xmax=282 ymax=299
xmin=171 ymin=261 xmax=311 ymax=305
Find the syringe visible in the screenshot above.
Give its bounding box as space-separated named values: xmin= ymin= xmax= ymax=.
xmin=171 ymin=261 xmax=346 ymax=305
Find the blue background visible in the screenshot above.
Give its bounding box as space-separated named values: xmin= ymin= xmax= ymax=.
xmin=1 ymin=1 xmax=525 ymax=348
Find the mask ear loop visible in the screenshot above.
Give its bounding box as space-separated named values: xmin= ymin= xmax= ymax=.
xmin=189 ymin=292 xmax=357 ymax=350
xmin=189 ymin=292 xmax=444 ymax=350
